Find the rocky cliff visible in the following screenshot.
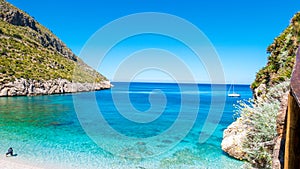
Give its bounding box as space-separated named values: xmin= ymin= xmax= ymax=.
xmin=0 ymin=78 xmax=111 ymax=96
xmin=0 ymin=0 xmax=76 ymax=61
xmin=251 ymin=12 xmax=300 ymax=98
xmin=222 ymin=12 xmax=300 ymax=169
xmin=0 ymin=0 xmax=111 ymax=96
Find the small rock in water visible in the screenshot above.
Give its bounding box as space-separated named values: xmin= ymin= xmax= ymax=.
xmin=137 ymin=145 xmax=146 ymax=153
xmin=136 ymin=166 xmax=146 ymax=169
xmin=49 ymin=121 xmax=60 ymax=126
xmin=136 ymin=142 xmax=146 ymax=146
xmin=156 ymin=144 xmax=166 ymax=148
xmin=162 ymin=140 xmax=172 ymax=144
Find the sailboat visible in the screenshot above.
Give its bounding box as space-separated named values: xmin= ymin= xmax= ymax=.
xmin=228 ymin=83 xmax=240 ymax=97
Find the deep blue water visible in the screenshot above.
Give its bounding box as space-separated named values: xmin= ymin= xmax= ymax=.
xmin=0 ymin=82 xmax=252 ymax=169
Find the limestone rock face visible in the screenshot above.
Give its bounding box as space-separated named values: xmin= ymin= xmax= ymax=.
xmin=0 ymin=78 xmax=112 ymax=97
xmin=221 ymin=118 xmax=247 ymax=160
xmin=0 ymin=8 xmax=38 ymax=31
xmin=272 ymin=91 xmax=289 ymax=169
xmin=0 ymin=87 xmax=8 ymax=96
xmin=0 ymin=1 xmax=77 ymax=61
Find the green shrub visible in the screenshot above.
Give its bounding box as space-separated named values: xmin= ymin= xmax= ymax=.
xmin=0 ymin=12 xmax=107 ymax=84
xmin=235 ymin=81 xmax=290 ymax=168
xmin=251 ymin=13 xmax=299 ymax=91
xmin=0 ymin=68 xmax=6 ymax=74
xmin=12 ymin=33 xmax=22 ymax=39
xmin=0 ymin=48 xmax=8 ymax=55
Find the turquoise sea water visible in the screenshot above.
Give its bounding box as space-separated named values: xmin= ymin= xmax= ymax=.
xmin=0 ymin=82 xmax=252 ymax=169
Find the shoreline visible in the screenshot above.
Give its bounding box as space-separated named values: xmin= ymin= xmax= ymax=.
xmin=0 ymin=157 xmax=42 ymax=169
xmin=0 ymin=78 xmax=112 ymax=97
xmin=0 ymin=82 xmax=249 ymax=169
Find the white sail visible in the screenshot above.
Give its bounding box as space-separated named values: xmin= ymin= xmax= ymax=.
xmin=228 ymin=83 xmax=240 ymax=97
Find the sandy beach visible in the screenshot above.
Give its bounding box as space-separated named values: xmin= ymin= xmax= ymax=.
xmin=0 ymin=156 xmax=42 ymax=169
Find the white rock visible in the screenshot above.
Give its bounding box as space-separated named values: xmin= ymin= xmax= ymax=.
xmin=0 ymin=78 xmax=111 ymax=97
xmin=221 ymin=118 xmax=247 ymax=160
xmin=0 ymin=87 xmax=9 ymax=96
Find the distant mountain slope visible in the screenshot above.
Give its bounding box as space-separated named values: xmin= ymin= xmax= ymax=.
xmin=0 ymin=0 xmax=111 ymax=96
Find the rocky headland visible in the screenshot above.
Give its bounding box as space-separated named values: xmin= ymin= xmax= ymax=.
xmin=0 ymin=78 xmax=111 ymax=96
xmin=222 ymin=12 xmax=300 ymax=168
xmin=0 ymin=0 xmax=111 ymax=96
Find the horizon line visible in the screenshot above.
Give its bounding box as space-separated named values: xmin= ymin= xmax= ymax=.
xmin=110 ymin=80 xmax=251 ymax=85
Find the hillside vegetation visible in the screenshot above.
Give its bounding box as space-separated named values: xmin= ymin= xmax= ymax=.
xmin=244 ymin=12 xmax=300 ymax=168
xmin=222 ymin=12 xmax=300 ymax=169
xmin=251 ymin=12 xmax=300 ymax=93
xmin=0 ymin=0 xmax=107 ymax=84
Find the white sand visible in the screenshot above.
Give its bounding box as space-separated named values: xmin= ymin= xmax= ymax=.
xmin=0 ymin=156 xmax=42 ymax=169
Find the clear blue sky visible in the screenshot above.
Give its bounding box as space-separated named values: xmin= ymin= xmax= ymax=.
xmin=7 ymin=0 xmax=300 ymax=84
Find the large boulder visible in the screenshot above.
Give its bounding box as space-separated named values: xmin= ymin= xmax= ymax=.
xmin=221 ymin=118 xmax=247 ymax=160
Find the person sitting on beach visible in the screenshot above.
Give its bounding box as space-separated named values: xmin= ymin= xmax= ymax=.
xmin=6 ymin=147 xmax=13 ymax=157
